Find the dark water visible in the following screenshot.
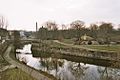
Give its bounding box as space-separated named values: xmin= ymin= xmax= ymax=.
xmin=16 ymin=44 xmax=120 ymax=80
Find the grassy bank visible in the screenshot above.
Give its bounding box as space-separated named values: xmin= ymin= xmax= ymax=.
xmin=60 ymin=39 xmax=74 ymax=44
xmin=0 ymin=44 xmax=35 ymax=80
xmin=1 ymin=68 xmax=36 ymax=80
xmin=81 ymin=45 xmax=120 ymax=52
xmin=32 ymin=40 xmax=120 ymax=54
xmin=0 ymin=42 xmax=10 ymax=68
xmin=0 ymin=55 xmax=8 ymax=67
xmin=59 ymin=39 xmax=120 ymax=52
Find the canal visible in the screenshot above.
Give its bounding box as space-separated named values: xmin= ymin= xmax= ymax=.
xmin=16 ymin=44 xmax=120 ymax=80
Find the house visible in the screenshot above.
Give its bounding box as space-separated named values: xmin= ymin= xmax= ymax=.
xmin=80 ymin=34 xmax=99 ymax=45
xmin=20 ymin=31 xmax=27 ymax=40
xmin=8 ymin=30 xmax=14 ymax=40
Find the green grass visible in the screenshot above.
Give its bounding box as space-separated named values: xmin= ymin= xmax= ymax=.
xmin=1 ymin=68 xmax=36 ymax=80
xmin=54 ymin=40 xmax=120 ymax=52
xmin=0 ymin=42 xmax=10 ymax=67
xmin=81 ymin=45 xmax=120 ymax=52
xmin=60 ymin=39 xmax=74 ymax=44
xmin=0 ymin=46 xmax=35 ymax=80
xmin=0 ymin=55 xmax=9 ymax=67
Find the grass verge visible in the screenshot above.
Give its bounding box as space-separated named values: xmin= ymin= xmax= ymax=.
xmin=58 ymin=39 xmax=120 ymax=52
xmin=81 ymin=45 xmax=120 ymax=52
xmin=1 ymin=68 xmax=36 ymax=80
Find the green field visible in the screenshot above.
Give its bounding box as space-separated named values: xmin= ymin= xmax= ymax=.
xmin=1 ymin=68 xmax=36 ymax=80
xmin=81 ymin=45 xmax=120 ymax=52
xmin=60 ymin=39 xmax=74 ymax=44
xmin=55 ymin=39 xmax=120 ymax=52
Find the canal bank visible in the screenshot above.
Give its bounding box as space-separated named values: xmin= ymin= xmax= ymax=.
xmin=0 ymin=41 xmax=11 ymax=71
xmin=31 ymin=40 xmax=120 ymax=63
xmin=3 ymin=44 xmax=57 ymax=80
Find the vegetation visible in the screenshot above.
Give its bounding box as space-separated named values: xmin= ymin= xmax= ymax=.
xmin=60 ymin=39 xmax=74 ymax=44
xmin=81 ymin=45 xmax=120 ymax=52
xmin=0 ymin=16 xmax=8 ymax=29
xmin=1 ymin=68 xmax=36 ymax=80
xmin=0 ymin=41 xmax=10 ymax=67
xmin=34 ymin=20 xmax=120 ymax=53
xmin=0 ymin=16 xmax=8 ymax=41
xmin=0 ymin=28 xmax=8 ymax=42
xmin=56 ymin=39 xmax=120 ymax=52
xmin=32 ymin=39 xmax=120 ymax=55
xmin=13 ymin=30 xmax=21 ymax=53
xmin=36 ymin=20 xmax=120 ymax=46
xmin=0 ymin=55 xmax=8 ymax=67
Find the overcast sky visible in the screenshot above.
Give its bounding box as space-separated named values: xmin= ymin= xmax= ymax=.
xmin=0 ymin=0 xmax=120 ymax=31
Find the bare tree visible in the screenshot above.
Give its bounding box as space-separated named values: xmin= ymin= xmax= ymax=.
xmin=61 ymin=24 xmax=67 ymax=30
xmin=118 ymin=24 xmax=120 ymax=31
xmin=98 ymin=22 xmax=113 ymax=46
xmin=89 ymin=24 xmax=98 ymax=31
xmin=0 ymin=16 xmax=8 ymax=29
xmin=44 ymin=21 xmax=58 ymax=30
xmin=70 ymin=20 xmax=85 ymax=39
xmin=70 ymin=20 xmax=84 ymax=30
xmin=89 ymin=23 xmax=99 ymax=39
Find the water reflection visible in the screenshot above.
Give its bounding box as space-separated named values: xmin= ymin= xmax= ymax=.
xmin=16 ymin=44 xmax=120 ymax=80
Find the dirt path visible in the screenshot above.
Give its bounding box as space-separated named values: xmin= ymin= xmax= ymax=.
xmin=53 ymin=40 xmax=93 ymax=50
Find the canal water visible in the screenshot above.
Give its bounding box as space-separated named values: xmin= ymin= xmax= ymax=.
xmin=16 ymin=44 xmax=120 ymax=80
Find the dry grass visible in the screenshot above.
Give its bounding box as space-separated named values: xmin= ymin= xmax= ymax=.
xmin=1 ymin=68 xmax=36 ymax=80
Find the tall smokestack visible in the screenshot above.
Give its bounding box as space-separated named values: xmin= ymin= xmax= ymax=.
xmin=36 ymin=22 xmax=38 ymax=32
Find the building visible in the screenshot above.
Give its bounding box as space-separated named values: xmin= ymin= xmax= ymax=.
xmin=80 ymin=34 xmax=99 ymax=45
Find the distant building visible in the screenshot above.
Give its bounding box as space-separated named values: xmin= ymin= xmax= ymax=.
xmin=8 ymin=30 xmax=14 ymax=40
xmin=19 ymin=30 xmax=27 ymax=40
xmin=80 ymin=34 xmax=99 ymax=45
xmin=81 ymin=34 xmax=93 ymax=41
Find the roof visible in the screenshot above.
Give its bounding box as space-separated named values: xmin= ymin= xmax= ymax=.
xmin=81 ymin=34 xmax=93 ymax=41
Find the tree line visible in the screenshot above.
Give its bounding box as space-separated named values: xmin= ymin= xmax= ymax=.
xmin=37 ymin=20 xmax=120 ymax=44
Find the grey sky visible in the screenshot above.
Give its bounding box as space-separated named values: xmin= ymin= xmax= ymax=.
xmin=0 ymin=0 xmax=120 ymax=31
